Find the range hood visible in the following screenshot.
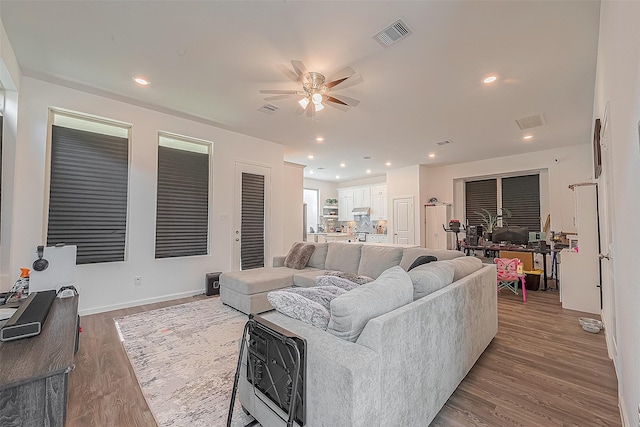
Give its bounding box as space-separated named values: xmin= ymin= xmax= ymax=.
xmin=352 ymin=207 xmax=371 ymax=215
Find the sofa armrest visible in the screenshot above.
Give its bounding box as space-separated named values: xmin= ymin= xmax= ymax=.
xmin=273 ymin=255 xmax=286 ymax=267
xmin=243 ymin=311 xmax=381 ymax=427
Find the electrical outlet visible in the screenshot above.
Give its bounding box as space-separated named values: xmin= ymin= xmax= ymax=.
xmin=134 ymin=276 xmax=142 ymax=286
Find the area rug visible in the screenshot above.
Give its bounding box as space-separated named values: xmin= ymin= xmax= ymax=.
xmin=114 ymin=297 xmax=257 ymax=427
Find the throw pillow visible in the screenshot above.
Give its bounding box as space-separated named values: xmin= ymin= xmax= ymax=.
xmin=267 ymin=290 xmax=330 ymax=330
xmin=324 ymin=271 xmax=374 ymax=285
xmin=284 ymin=242 xmax=316 ymax=270
xmin=313 ymin=285 xmax=348 ymax=297
xmin=315 ymin=275 xmax=362 ymax=291
xmin=407 ymin=255 xmax=438 ymax=271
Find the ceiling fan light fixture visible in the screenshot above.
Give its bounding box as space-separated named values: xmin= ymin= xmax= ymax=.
xmin=298 ymin=97 xmax=310 ymax=109
xmin=314 ymin=102 xmax=324 ymax=112
xmin=311 ymin=93 xmax=323 ymax=104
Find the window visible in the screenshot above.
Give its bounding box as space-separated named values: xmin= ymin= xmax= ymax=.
xmin=155 ymin=133 xmax=211 ymax=258
xmin=465 ymin=174 xmax=541 ymax=232
xmin=303 ymin=188 xmax=319 ymax=233
xmin=47 ymin=110 xmax=130 ymax=264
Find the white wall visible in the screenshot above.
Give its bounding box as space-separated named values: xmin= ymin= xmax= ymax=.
xmin=4 ymin=77 xmax=287 ymax=315
xmin=593 ymin=2 xmax=640 ymax=425
xmin=283 ymin=162 xmax=304 ymax=250
xmin=337 ymin=175 xmax=385 ymax=189
xmin=424 ymin=144 xmax=592 ymax=235
xmin=303 ymin=178 xmax=337 ymax=209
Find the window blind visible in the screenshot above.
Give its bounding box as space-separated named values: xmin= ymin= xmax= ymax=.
xmin=502 ymin=174 xmax=541 ymax=232
xmin=465 ymin=179 xmax=497 ymax=227
xmin=47 ymin=125 xmax=129 ymax=264
xmin=241 ymin=172 xmax=265 ymax=270
xmin=155 ymin=146 xmax=209 ymax=258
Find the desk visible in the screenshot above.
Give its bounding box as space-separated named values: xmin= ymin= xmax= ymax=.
xmin=462 ymin=244 xmax=559 ymax=291
xmin=0 ymin=296 xmax=79 ymax=427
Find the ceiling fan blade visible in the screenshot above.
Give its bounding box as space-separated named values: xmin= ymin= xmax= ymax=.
xmin=326 ymin=94 xmax=360 ymax=107
xmin=259 ymin=89 xmax=300 ymax=94
xmin=324 ymin=100 xmax=352 ymax=112
xmin=291 ymin=60 xmax=308 ymax=78
xmin=326 ymin=73 xmax=363 ymax=91
xmin=275 ymin=63 xmax=302 ymax=82
xmin=263 ymin=94 xmax=298 ymax=101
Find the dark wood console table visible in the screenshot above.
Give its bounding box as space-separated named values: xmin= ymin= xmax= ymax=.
xmin=0 ymin=295 xmax=79 ymax=427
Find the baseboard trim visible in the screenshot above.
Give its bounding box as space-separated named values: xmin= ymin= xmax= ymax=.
xmin=619 ymin=392 xmax=631 ymax=427
xmin=78 ymin=289 xmax=204 ymax=316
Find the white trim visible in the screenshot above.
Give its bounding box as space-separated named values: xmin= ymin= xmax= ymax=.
xmin=78 ymin=289 xmax=204 ymax=316
xmin=618 ymin=392 xmax=631 ymax=427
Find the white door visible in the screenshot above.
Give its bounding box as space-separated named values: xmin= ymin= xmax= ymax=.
xmin=393 ymin=197 xmax=414 ymax=245
xmin=233 ymin=162 xmax=271 ymax=270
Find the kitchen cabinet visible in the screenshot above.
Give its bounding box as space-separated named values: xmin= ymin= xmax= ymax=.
xmin=366 ymin=234 xmax=388 ymax=244
xmin=353 ymin=187 xmax=370 ymax=209
xmin=370 ymin=184 xmax=387 ymax=220
xmin=425 ymin=205 xmax=453 ymax=250
xmin=338 ymin=189 xmax=354 ymax=221
xmin=322 ymin=206 xmax=338 ymax=219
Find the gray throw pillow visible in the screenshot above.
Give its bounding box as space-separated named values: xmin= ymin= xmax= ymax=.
xmin=315 ymin=275 xmax=361 ymax=291
xmin=284 ymin=242 xmax=316 ymax=269
xmin=267 ymin=290 xmax=330 ymax=329
xmin=408 ymin=255 xmax=438 ymax=271
xmin=324 ymin=271 xmax=374 ymax=285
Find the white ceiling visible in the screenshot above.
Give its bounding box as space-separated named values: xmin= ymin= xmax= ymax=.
xmin=0 ymin=1 xmax=601 ymax=182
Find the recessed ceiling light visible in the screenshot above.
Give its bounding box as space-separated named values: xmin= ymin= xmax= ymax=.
xmin=366 ymin=169 xmax=371 ymax=174
xmin=316 ymin=137 xmax=324 ymax=142
xmin=133 ymin=76 xmax=150 ymax=86
xmin=523 ymin=135 xmax=534 ymax=140
xmin=340 ymin=163 xmax=346 ymax=168
xmin=483 ymin=75 xmax=497 ymax=84
xmin=336 ymin=175 xmax=340 ymax=179
xmin=309 ymin=170 xmax=314 ymax=174
xmin=308 ymin=155 xmax=314 ymax=159
xmin=428 ymin=153 xmax=436 ymax=158
xmin=385 ymin=162 xmax=392 ymax=166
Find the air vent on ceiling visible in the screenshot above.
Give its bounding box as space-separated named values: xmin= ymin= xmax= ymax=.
xmin=436 ymin=140 xmax=453 ymax=146
xmin=258 ymin=104 xmax=279 ymax=114
xmin=515 ymin=114 xmax=546 ymax=130
xmin=374 ymin=19 xmax=413 ymax=47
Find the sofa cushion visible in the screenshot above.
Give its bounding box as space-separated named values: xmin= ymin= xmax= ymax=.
xmin=443 ymin=256 xmax=484 ymax=281
xmin=324 ymin=242 xmax=363 ymax=274
xmin=284 ymin=242 xmax=316 ymax=269
xmin=357 ymin=245 xmax=403 ymax=279
xmin=407 ymin=261 xmax=455 ymax=300
xmin=307 ymin=243 xmax=329 ymax=269
xmin=399 ymin=248 xmax=465 ymax=270
xmin=408 ymin=255 xmax=438 ymax=271
xmin=327 ymin=266 xmax=413 ymax=342
xmin=293 ymin=269 xmax=326 ymax=288
xmin=220 ymin=267 xmax=295 ymax=294
xmin=315 ymin=275 xmax=361 ymax=291
xmin=267 ymin=291 xmax=330 ymax=329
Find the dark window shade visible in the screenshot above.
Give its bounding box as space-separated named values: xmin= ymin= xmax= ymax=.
xmin=465 ymin=179 xmax=497 ymax=226
xmin=241 ymin=172 xmax=265 ymax=270
xmin=47 ymin=125 xmax=129 ymax=264
xmin=502 ymin=175 xmax=541 ymax=232
xmin=155 ymin=146 xmax=209 ymax=258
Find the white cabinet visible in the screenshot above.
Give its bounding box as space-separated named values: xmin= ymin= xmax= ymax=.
xmin=338 ymin=189 xmax=354 ymax=221
xmin=366 ymin=234 xmax=388 ymax=244
xmin=425 ymin=205 xmax=453 ymax=249
xmin=353 ymin=186 xmax=370 ymax=209
xmin=559 ymin=185 xmax=600 ymax=314
xmin=370 ymin=184 xmax=387 ymax=220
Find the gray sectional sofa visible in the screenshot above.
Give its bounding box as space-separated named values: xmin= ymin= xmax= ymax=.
xmin=220 ymin=242 xmax=467 ymax=314
xmin=222 ymin=242 xmax=498 ymax=426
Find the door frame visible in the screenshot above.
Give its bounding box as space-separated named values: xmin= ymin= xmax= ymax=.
xmin=233 ymin=162 xmax=271 ymax=270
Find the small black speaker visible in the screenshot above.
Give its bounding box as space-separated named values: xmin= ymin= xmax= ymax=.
xmin=206 ymin=272 xmax=221 ymax=296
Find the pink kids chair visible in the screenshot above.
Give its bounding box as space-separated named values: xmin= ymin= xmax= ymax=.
xmin=494 ymin=257 xmax=527 ymax=302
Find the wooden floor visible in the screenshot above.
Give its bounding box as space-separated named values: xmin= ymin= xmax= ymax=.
xmin=67 ymin=289 xmax=620 ymax=427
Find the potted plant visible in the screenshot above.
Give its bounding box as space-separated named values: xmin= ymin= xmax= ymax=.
xmin=325 ymin=198 xmax=338 ymax=206
xmin=474 ymin=207 xmax=511 ymax=241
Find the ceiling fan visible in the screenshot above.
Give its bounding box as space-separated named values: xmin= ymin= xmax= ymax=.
xmin=260 ymin=60 xmax=362 ymax=116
